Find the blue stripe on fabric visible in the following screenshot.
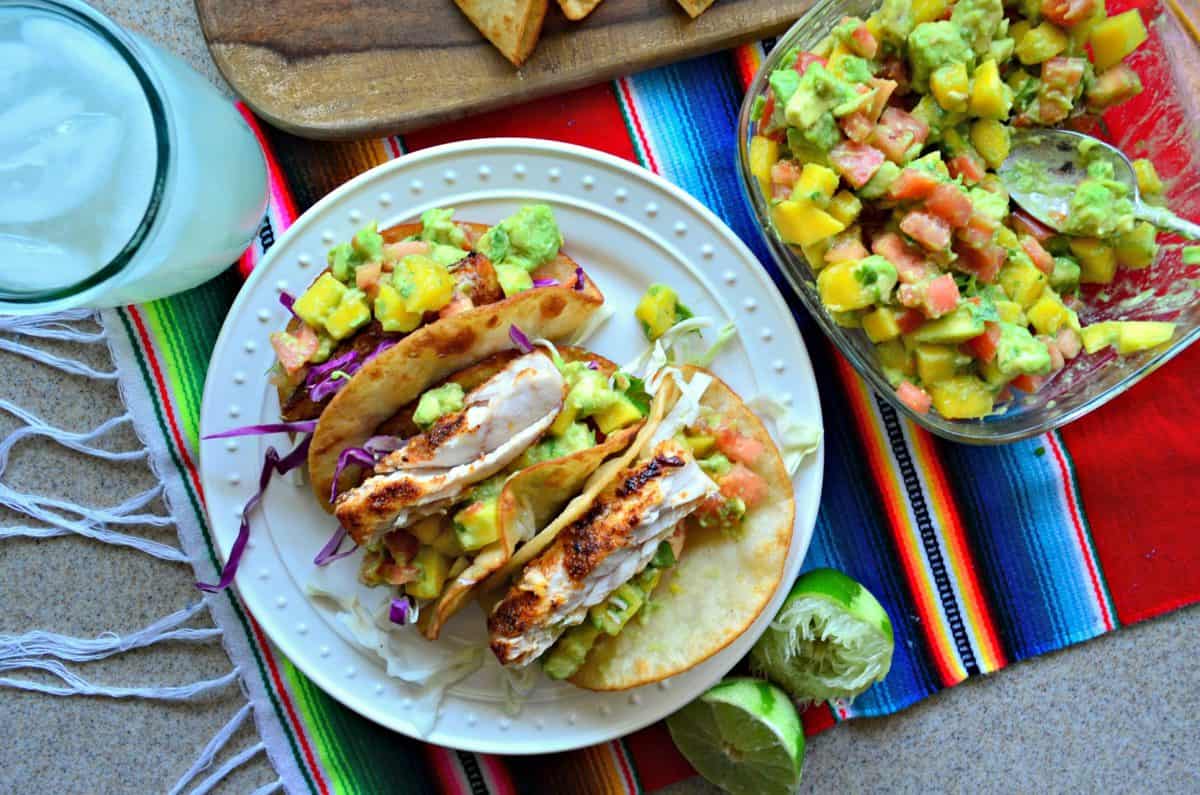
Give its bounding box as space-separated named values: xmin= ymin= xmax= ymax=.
xmin=627 ymin=51 xmax=941 ymax=716
xmin=936 ymin=436 xmax=1110 ymax=660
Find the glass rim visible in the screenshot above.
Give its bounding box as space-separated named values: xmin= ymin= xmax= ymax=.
xmin=0 ymin=0 xmax=169 ymax=305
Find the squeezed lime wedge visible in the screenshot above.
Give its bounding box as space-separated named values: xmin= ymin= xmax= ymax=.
xmin=667 ymin=678 xmax=805 ymax=795
xmin=749 ymin=568 xmax=894 ymax=704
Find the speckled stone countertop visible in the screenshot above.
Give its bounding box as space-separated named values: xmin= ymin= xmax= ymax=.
xmin=1 ymin=2 xmax=1197 ymax=793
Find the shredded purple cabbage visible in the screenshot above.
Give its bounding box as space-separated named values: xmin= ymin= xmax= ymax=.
xmin=306 ymin=350 xmax=358 ymax=386
xmin=313 ymin=525 xmax=358 ymax=566
xmin=532 ymin=277 xmax=560 ymax=288
xmin=389 ymin=596 xmax=414 ymax=625
xmin=197 ymin=434 xmax=311 ymax=592
xmin=509 ymin=324 xmax=533 ymax=353
xmin=364 ymin=435 xmax=404 ymax=455
xmin=573 ymin=266 xmax=585 ymax=291
xmin=279 ymin=291 xmax=298 ymax=318
xmin=586 ymin=360 xmax=600 ymax=371
xmin=330 ymin=446 xmax=377 ymax=503
xmin=307 ymin=339 xmax=401 ymax=404
xmin=202 ymin=420 xmax=318 ymax=440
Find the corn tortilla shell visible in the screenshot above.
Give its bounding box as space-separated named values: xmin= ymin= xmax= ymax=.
xmin=675 ymin=0 xmax=716 ymax=18
xmin=569 ymin=367 xmax=794 ymax=690
xmin=557 ymin=0 xmax=604 ymax=21
xmin=309 ymin=256 xmax=603 ymax=511
xmin=454 ymin=0 xmax=548 ymax=66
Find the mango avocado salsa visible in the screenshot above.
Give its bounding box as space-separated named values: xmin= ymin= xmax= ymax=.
xmin=749 ymin=0 xmax=1176 ymax=419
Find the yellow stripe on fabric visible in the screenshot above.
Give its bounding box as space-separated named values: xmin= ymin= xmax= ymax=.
xmin=141 ymin=300 xmax=202 ymax=449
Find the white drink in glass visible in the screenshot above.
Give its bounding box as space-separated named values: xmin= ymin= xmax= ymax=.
xmin=0 ymin=0 xmax=267 ymax=312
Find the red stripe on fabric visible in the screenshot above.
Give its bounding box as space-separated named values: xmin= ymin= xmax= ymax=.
xmin=801 ymin=703 xmax=837 ymax=735
xmin=423 ymin=746 xmax=471 ymax=795
xmin=476 ymin=753 xmax=518 ymax=795
xmin=624 ymin=723 xmax=693 ymax=792
xmin=733 ymin=45 xmax=759 ymax=90
xmin=128 ymin=305 xmax=330 ymax=794
xmin=609 ymin=740 xmax=639 ymax=794
xmin=1058 ymin=341 xmax=1200 ymax=625
xmin=245 ymin=615 xmax=332 ymax=795
xmin=1046 ymin=433 xmax=1114 ymax=631
xmin=237 ymin=104 xmax=298 ymax=223
xmin=403 ymin=84 xmax=638 ymax=163
xmin=616 ymin=78 xmax=660 ymax=174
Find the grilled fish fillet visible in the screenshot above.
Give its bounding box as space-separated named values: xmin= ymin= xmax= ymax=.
xmin=488 ymin=440 xmax=718 ymax=667
xmin=335 ymin=352 xmax=565 ymax=545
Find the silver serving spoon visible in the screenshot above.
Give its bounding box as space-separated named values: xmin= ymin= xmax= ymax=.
xmin=998 ymin=128 xmax=1200 ymax=240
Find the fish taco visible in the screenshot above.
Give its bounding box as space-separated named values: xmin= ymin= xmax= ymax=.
xmin=485 ymin=366 xmax=794 ymax=689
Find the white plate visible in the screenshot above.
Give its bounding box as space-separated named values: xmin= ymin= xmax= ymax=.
xmin=199 ymin=139 xmax=824 ymax=754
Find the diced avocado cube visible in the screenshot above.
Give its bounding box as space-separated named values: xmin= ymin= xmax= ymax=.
xmin=994 ymin=321 xmax=1051 ymax=376
xmin=915 ymin=344 xmax=960 ymax=383
xmin=1049 ymin=256 xmax=1081 ymax=294
xmin=543 ymin=623 xmax=602 ymax=680
xmin=430 ymin=525 xmax=464 ymax=557
xmin=909 ymin=306 xmax=986 ymax=344
xmin=293 ymin=273 xmax=347 ymax=330
xmin=453 ymin=497 xmax=501 ymax=551
xmin=637 ymin=566 xmax=664 ymax=595
xmin=593 ymin=394 xmax=644 ymax=434
xmin=409 ymin=516 xmax=443 ymax=545
xmin=405 ymin=546 xmax=450 ymax=600
xmin=590 ymin=582 xmax=645 ymax=636
xmin=310 ymin=333 xmax=334 ymax=364
xmin=699 ymin=453 xmax=733 ymax=478
xmin=351 ymin=223 xmax=384 ymax=263
xmin=374 ymin=283 xmax=422 ymax=333
xmin=649 ymin=540 xmax=677 ymax=570
xmin=858 ymin=161 xmax=901 ymax=199
xmin=324 ymin=289 xmax=372 ymax=341
xmin=328 ymin=243 xmax=357 ymax=283
xmin=495 ymin=263 xmax=532 ymax=297
xmin=429 ymin=243 xmax=468 ymax=268
xmin=683 ymin=434 xmax=716 ymax=458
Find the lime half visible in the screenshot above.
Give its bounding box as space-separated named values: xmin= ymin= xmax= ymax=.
xmin=667 ymin=678 xmax=805 ymax=795
xmin=749 ymin=568 xmax=894 ymax=704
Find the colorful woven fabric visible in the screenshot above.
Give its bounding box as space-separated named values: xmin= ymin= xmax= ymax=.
xmin=104 ymin=3 xmax=1200 ymax=791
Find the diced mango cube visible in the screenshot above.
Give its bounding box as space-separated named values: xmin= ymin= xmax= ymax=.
xmin=969 ymin=60 xmax=1013 ymax=120
xmin=970 ymin=119 xmax=1011 ymax=170
xmin=1070 ymin=238 xmax=1118 ymax=284
xmin=916 ymin=344 xmax=959 ymax=384
xmin=1114 ymin=221 xmax=1158 ymax=269
xmin=1113 ymin=321 xmax=1176 ymax=354
xmin=929 ymin=376 xmax=994 ymax=418
xmin=931 ymin=63 xmax=970 ymax=113
xmin=912 ymin=0 xmax=950 ymax=24
xmin=995 ymin=226 xmax=1019 ymax=251
xmin=793 ymin=163 xmax=840 ymax=206
xmin=995 ymin=299 xmax=1025 ymax=325
xmin=1080 ymin=322 xmax=1117 ymax=354
xmin=1015 ymin=22 xmax=1068 ymax=65
xmin=1009 ymin=20 xmax=1032 ymax=46
xmin=999 ymin=256 xmax=1047 ymax=308
xmin=1090 ymin=10 xmax=1149 ymax=71
xmin=772 ymin=200 xmax=846 ymax=247
xmin=863 ymin=306 xmax=902 ymax=342
xmin=1027 ymin=293 xmax=1072 ymax=336
xmin=405 ymin=546 xmax=450 ymax=600
xmin=394 ymin=255 xmax=455 ymax=314
xmin=800 ymin=239 xmax=831 ymax=271
xmin=877 ymin=339 xmax=914 ymax=376
xmin=293 ymin=273 xmax=347 ymax=330
xmin=749 ymin=135 xmax=780 ymax=195
xmin=817 ymin=260 xmax=873 ymax=312
xmin=1132 ymin=158 xmax=1164 ymax=196
xmin=324 ymin=290 xmax=371 ymax=340
xmin=828 ymin=191 xmax=863 ymax=226
xmin=374 ymin=283 xmax=422 ymax=333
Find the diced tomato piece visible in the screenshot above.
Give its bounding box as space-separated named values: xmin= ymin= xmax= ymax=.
xmin=760 ymin=91 xmax=783 ymax=139
xmin=270 ymin=324 xmax=319 ymax=375
xmin=896 ymin=381 xmax=933 ymax=414
xmin=720 ymin=463 xmax=770 ymax=508
xmin=770 ymin=160 xmax=801 ymax=188
xmin=1041 ymin=0 xmax=1096 ymax=27
xmin=1044 ymin=337 xmax=1066 ymax=371
xmin=871 ymin=107 xmax=929 ymax=164
xmin=1020 ymin=235 xmax=1055 ymax=274
xmin=926 ymin=183 xmax=974 ymax=228
xmin=384 ymin=239 xmax=431 ymax=260
xmin=794 ymin=52 xmax=828 ymax=75
xmin=872 ymin=232 xmax=930 ymax=282
xmin=355 ymin=260 xmax=382 ymax=294
xmin=848 ymin=23 xmax=879 ymax=58
xmin=379 ymin=562 xmax=419 ymax=586
xmin=882 ymin=107 xmax=929 ymax=145
xmin=1011 ymin=373 xmax=1046 ymax=393
xmin=925 ymin=274 xmax=961 ymax=317
xmin=383 ymin=530 xmax=419 ymax=564
xmin=866 ymin=78 xmax=897 ymax=122
xmin=1087 ymin=64 xmax=1143 ymax=112
xmin=900 ymin=210 xmax=952 ymax=251
xmin=1012 ymin=209 xmax=1056 ymax=242
xmin=956 ymin=212 xmax=998 ymax=247
xmin=878 ymin=58 xmax=910 ymax=95
xmin=1056 ymin=327 xmax=1082 ymax=360
xmin=956 ymin=241 xmax=1007 ymax=283
xmin=1038 ymin=56 xmax=1087 ymax=124
xmin=947 ymin=153 xmax=986 ymax=185
xmin=887 ymin=167 xmax=941 ymax=200
xmin=825 ymin=237 xmax=870 ymax=264
xmin=829 ymin=141 xmax=886 ymax=188
xmin=716 ymin=426 xmax=766 ymax=465
xmin=962 ymin=321 xmax=1002 ymax=363
xmin=840 ymin=111 xmax=875 ymax=143
xmin=897 ymin=283 xmax=922 ymax=308
xmin=897 ymin=308 xmax=926 ymax=333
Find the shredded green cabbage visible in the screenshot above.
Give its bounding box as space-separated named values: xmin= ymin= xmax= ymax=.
xmin=747 ymin=394 xmax=822 ymax=476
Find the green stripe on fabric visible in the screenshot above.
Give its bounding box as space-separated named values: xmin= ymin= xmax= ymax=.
xmin=283 ymin=657 xmax=436 ymax=795
xmin=610 ymin=81 xmax=650 ymax=170
xmin=1052 ymin=429 xmax=1121 ymax=626
xmin=115 ymin=306 xmax=321 ymax=794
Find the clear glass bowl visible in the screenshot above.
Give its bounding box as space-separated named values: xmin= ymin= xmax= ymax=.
xmin=736 ymin=0 xmax=1200 ymax=444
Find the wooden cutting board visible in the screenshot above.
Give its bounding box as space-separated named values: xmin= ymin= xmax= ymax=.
xmin=194 ymin=0 xmax=813 ymax=140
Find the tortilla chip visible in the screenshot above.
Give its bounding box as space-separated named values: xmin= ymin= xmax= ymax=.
xmin=675 ymin=0 xmax=716 ymax=18
xmin=308 ymin=257 xmax=604 ymax=511
xmin=569 ymin=367 xmax=795 ymax=690
xmin=422 ymin=421 xmax=641 ymax=639
xmin=454 ymin=0 xmax=549 ymax=66
xmin=557 ymin=0 xmax=604 ymax=21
